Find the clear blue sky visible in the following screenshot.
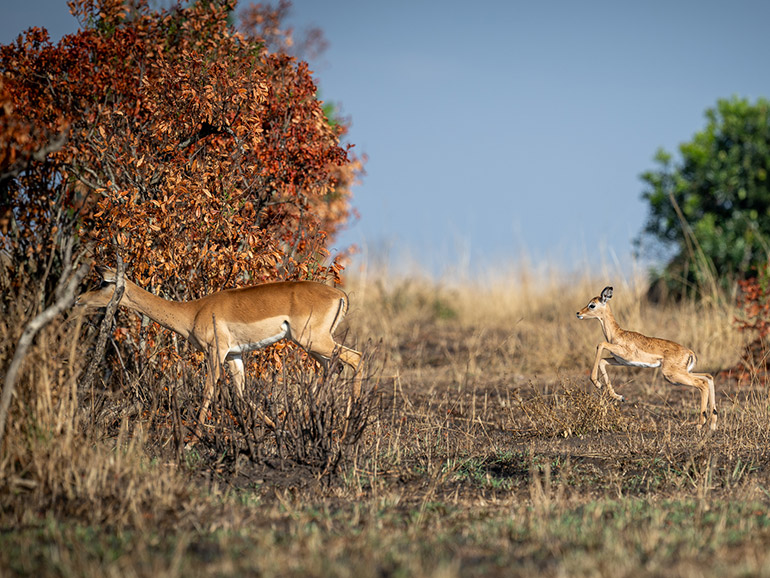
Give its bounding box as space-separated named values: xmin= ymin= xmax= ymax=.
xmin=4 ymin=1 xmax=770 ymax=277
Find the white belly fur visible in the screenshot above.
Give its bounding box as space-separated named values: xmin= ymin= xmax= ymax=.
xmin=612 ymin=355 xmax=661 ymax=369
xmin=226 ymin=321 xmax=289 ymax=357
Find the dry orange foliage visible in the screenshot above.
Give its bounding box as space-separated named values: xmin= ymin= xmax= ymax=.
xmin=1 ymin=0 xmax=358 ymax=295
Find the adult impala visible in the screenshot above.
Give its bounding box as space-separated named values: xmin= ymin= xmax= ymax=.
xmin=576 ymin=286 xmax=717 ymax=430
xmin=77 ymin=266 xmax=362 ymax=432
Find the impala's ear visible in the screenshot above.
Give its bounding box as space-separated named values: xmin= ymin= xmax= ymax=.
xmin=95 ymin=266 xmax=117 ymax=284
xmin=600 ymin=286 xmax=613 ymax=303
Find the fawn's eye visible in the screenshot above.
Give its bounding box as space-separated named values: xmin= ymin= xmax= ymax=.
xmin=589 ymin=303 xmax=595 ymax=309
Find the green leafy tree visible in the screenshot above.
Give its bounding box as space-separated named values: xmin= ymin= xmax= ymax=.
xmin=637 ymin=96 xmax=770 ymax=297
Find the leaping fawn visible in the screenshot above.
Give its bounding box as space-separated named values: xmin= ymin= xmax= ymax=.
xmin=577 ymin=286 xmax=717 ymax=430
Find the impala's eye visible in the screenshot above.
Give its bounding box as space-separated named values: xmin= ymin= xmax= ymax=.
xmin=589 ymin=303 xmax=596 ymax=309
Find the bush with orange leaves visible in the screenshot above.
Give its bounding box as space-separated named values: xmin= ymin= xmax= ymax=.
xmin=1 ymin=0 xmax=358 ymax=291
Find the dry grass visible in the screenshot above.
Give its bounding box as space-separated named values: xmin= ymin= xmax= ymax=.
xmin=2 ymin=262 xmax=769 ymax=577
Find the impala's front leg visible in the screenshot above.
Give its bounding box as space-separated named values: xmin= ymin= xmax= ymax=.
xmin=226 ymin=354 xmax=276 ymax=429
xmin=597 ymin=358 xmax=626 ymax=402
xmin=227 ymin=355 xmax=246 ymax=398
xmin=589 ymin=343 xmax=607 ymax=389
xmin=195 ymin=347 xmax=224 ymax=440
xmin=591 ymin=343 xmax=626 ymax=402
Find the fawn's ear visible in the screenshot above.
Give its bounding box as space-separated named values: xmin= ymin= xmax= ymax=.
xmin=600 ymin=286 xmax=613 ymax=303
xmin=95 ymin=266 xmax=117 ymax=284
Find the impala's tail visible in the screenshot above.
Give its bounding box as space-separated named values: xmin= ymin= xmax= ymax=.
xmin=329 ymin=295 xmax=349 ymax=336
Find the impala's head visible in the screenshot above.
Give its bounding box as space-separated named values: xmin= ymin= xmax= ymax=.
xmin=75 ymin=266 xmax=120 ymax=309
xmin=576 ymin=286 xmax=613 ymax=320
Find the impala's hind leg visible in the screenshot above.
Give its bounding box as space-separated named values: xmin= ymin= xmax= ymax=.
xmin=662 ymin=363 xmax=715 ymax=431
xmin=336 ymin=345 xmax=363 ymax=397
xmin=693 ymin=372 xmax=717 ymax=430
xmin=304 ymin=333 xmax=363 ymax=398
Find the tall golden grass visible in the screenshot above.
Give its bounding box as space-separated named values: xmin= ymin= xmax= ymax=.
xmin=346 ymin=260 xmax=745 ymax=377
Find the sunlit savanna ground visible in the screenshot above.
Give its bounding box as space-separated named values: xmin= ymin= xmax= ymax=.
xmin=2 ymin=259 xmax=769 ymax=577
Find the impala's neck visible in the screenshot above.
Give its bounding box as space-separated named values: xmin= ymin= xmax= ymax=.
xmin=598 ymin=304 xmax=624 ymax=343
xmin=118 ymin=278 xmax=194 ymax=340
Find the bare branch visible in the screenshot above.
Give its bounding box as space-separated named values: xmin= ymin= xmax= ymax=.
xmin=80 ymin=256 xmax=126 ymax=393
xmin=0 ymin=262 xmax=90 ymax=449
